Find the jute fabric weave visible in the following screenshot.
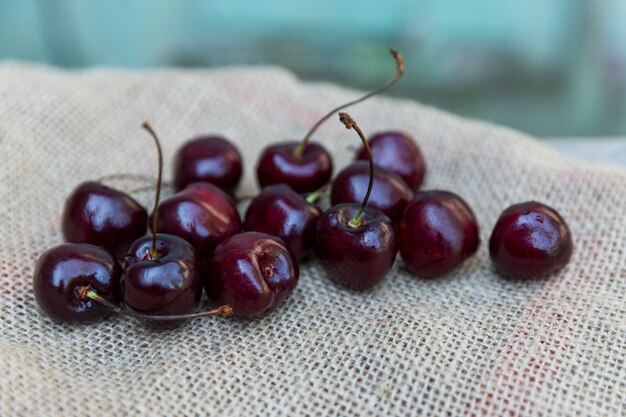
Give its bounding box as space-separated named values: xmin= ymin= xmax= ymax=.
xmin=0 ymin=63 xmax=625 ymax=417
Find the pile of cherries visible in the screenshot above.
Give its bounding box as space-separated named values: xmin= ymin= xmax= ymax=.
xmin=33 ymin=50 xmax=574 ymax=328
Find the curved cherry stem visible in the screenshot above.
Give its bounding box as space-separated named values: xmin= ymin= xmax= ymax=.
xmin=96 ymin=173 xmax=156 ymax=183
xmin=294 ymin=49 xmax=404 ymax=156
xmin=305 ymin=185 xmax=329 ymax=204
xmin=141 ymin=122 xmax=163 ymax=260
xmin=95 ymin=174 xmax=172 ymax=195
xmin=78 ymin=285 xmax=233 ymax=321
xmin=339 ymin=112 xmax=373 ymax=228
xmin=127 ymin=184 xmax=159 ymax=196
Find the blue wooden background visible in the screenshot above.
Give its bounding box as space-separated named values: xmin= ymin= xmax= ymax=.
xmin=1 ymin=0 xmax=625 ymax=136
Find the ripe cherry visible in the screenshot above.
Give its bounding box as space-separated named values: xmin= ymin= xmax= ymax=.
xmin=121 ymin=233 xmax=202 ymax=327
xmin=151 ymin=182 xmax=241 ymax=257
xmin=331 ymin=161 xmax=413 ymax=223
xmin=61 ymin=181 xmax=147 ymax=259
xmin=205 ymin=232 xmax=299 ymax=318
xmin=33 ymin=243 xmax=121 ymax=323
xmin=256 ymin=142 xmax=333 ymax=194
xmin=355 ymin=131 xmax=426 ymax=191
xmin=244 ymin=184 xmax=322 ymax=261
xmin=316 ymin=113 xmax=398 ymax=290
xmin=112 ymin=123 xmax=206 ymax=328
xmin=256 ymin=49 xmax=404 ymax=193
xmin=173 ymin=135 xmax=243 ymax=194
xmin=398 ymin=190 xmax=480 ymax=278
xmin=489 ymin=201 xmax=573 ymax=280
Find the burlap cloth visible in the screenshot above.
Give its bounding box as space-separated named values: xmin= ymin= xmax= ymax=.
xmin=0 ymin=62 xmax=625 ymax=417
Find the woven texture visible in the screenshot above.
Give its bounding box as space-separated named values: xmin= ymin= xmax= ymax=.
xmin=1 ymin=63 xmax=625 ymax=417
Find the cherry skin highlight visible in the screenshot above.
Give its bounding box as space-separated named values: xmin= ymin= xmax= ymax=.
xmin=121 ymin=233 xmax=202 ymax=327
xmin=151 ymin=182 xmax=241 ymax=257
xmin=33 ymin=243 xmax=121 ymax=323
xmin=398 ymin=190 xmax=480 ymax=278
xmin=244 ymin=184 xmax=322 ymax=261
xmin=331 ymin=161 xmax=413 ymax=223
xmin=205 ymin=232 xmax=299 ymax=318
xmin=316 ymin=204 xmax=398 ymax=291
xmin=173 ymin=135 xmax=243 ymax=194
xmin=256 ymin=142 xmax=333 ymax=194
xmin=489 ymin=201 xmax=573 ymax=280
xmin=356 ymin=131 xmax=426 ymax=191
xmin=61 ymin=181 xmax=148 ymax=259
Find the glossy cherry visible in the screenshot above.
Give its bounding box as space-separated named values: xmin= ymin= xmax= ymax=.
xmin=244 ymin=184 xmax=322 ymax=260
xmin=33 ymin=243 xmax=121 ymax=323
xmin=356 ymin=131 xmax=426 ymax=191
xmin=114 ymin=123 xmax=204 ymax=327
xmin=316 ymin=113 xmax=398 ymax=290
xmin=398 ymin=190 xmax=480 ymax=278
xmin=173 ymin=135 xmax=243 ymax=193
xmin=61 ymin=181 xmax=147 ymax=259
xmin=256 ymin=49 xmax=404 ymax=194
xmin=489 ymin=201 xmax=573 ymax=280
xmin=205 ymin=232 xmax=299 ymax=318
xmin=316 ymin=204 xmax=397 ymax=290
xmin=120 ymin=233 xmax=202 ymax=326
xmin=331 ymin=161 xmax=413 ymax=223
xmin=152 ymin=182 xmax=241 ymax=257
xmin=256 ymin=142 xmax=333 ymax=194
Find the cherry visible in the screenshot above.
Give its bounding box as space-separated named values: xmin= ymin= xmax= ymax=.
xmin=398 ymin=190 xmax=480 ymax=278
xmin=256 ymin=142 xmax=333 ymax=194
xmin=331 ymin=161 xmax=413 ymax=223
xmin=205 ymin=232 xmax=299 ymax=318
xmin=355 ymin=131 xmax=426 ymax=191
xmin=173 ymin=135 xmax=243 ymax=194
xmin=489 ymin=201 xmax=573 ymax=280
xmin=151 ymin=182 xmax=241 ymax=257
xmin=316 ymin=204 xmax=397 ymax=290
xmin=33 ymin=243 xmax=121 ymax=323
xmin=316 ymin=113 xmax=398 ymax=290
xmin=120 ymin=233 xmax=202 ymax=327
xmin=61 ymin=181 xmax=147 ymax=259
xmin=256 ymin=49 xmax=404 ymax=194
xmin=109 ymin=123 xmax=204 ymax=327
xmin=244 ymin=184 xmax=322 ymax=261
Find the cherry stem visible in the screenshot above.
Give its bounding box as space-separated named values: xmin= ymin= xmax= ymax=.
xmin=305 ymin=185 xmax=329 ymax=204
xmin=126 ymin=184 xmax=158 ymax=196
xmin=95 ymin=174 xmax=172 ymax=196
xmin=339 ymin=112 xmax=373 ymax=228
xmin=294 ymin=49 xmax=404 ymax=156
xmin=78 ymin=286 xmax=233 ymax=321
xmin=141 ymin=122 xmax=163 ymax=260
xmin=96 ymin=173 xmax=157 ymax=184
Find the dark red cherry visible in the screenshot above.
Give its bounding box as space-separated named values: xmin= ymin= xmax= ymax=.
xmin=244 ymin=184 xmax=321 ymax=261
xmin=356 ymin=131 xmax=426 ymax=191
xmin=151 ymin=182 xmax=241 ymax=257
xmin=316 ymin=204 xmax=397 ymax=290
xmin=61 ymin=181 xmax=148 ymax=259
xmin=489 ymin=201 xmax=573 ymax=280
xmin=205 ymin=232 xmax=299 ymax=318
xmin=121 ymin=233 xmax=202 ymax=327
xmin=173 ymin=135 xmax=243 ymax=194
xmin=398 ymin=190 xmax=480 ymax=278
xmin=331 ymin=161 xmax=413 ymax=223
xmin=254 ymin=50 xmax=405 ymax=194
xmin=33 ymin=243 xmax=121 ymax=323
xmin=256 ymin=142 xmax=333 ymax=194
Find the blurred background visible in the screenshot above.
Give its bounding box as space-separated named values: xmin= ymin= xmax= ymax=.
xmin=0 ymin=0 xmax=625 ymax=138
